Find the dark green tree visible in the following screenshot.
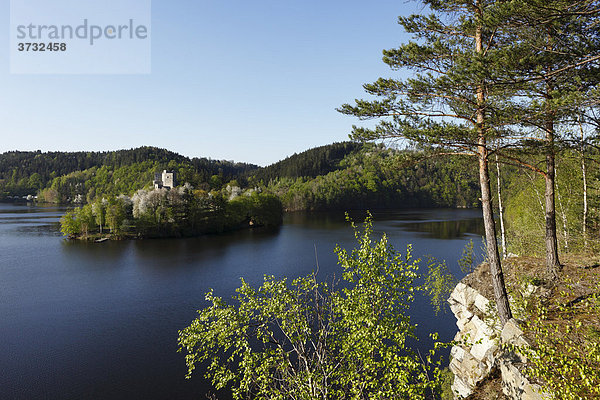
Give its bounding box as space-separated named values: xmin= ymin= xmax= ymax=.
xmin=494 ymin=0 xmax=600 ymax=277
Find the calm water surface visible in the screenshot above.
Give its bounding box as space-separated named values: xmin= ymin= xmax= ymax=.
xmin=0 ymin=203 xmax=483 ymax=399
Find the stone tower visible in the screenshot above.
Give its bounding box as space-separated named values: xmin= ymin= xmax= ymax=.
xmin=153 ymin=170 xmax=175 ymax=189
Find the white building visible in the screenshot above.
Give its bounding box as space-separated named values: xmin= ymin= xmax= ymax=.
xmin=153 ymin=170 xmax=175 ymax=189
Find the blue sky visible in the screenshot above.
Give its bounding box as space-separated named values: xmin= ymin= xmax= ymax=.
xmin=1 ymin=0 xmax=423 ymax=166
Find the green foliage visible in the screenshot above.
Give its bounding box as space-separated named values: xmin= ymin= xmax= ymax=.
xmin=1 ymin=143 xmax=483 ymax=213
xmin=92 ymin=199 xmax=106 ymax=234
xmin=0 ymin=147 xmax=257 ymax=202
xmin=231 ymin=191 xmax=283 ymax=227
xmin=423 ymin=239 xmax=487 ymax=316
xmin=60 ymin=186 xmax=283 ymax=239
xmin=511 ymin=283 xmax=600 ymax=399
xmin=458 ymin=240 xmax=475 ymax=275
xmin=267 ymin=145 xmax=480 ymax=211
xmin=105 ymin=197 xmax=129 ymax=234
xmin=60 ymin=195 xmax=131 ymax=238
xmin=424 ymin=258 xmax=456 ymax=315
xmin=337 ymin=0 xmax=522 ymax=153
xmin=79 ymin=205 xmax=96 ymax=237
xmin=59 ymin=209 xmax=81 ymax=238
xmin=178 ymin=215 xmax=444 ymax=399
xmin=503 ymin=151 xmax=600 ymax=256
xmin=439 ymin=368 xmax=454 ymax=400
xmin=248 ymin=142 xmax=362 ymax=183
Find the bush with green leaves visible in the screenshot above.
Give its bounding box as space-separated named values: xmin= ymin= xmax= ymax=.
xmin=511 ymin=282 xmax=600 ymax=399
xmin=424 ymin=258 xmax=457 ymax=316
xmin=178 ymin=216 xmax=444 ymax=399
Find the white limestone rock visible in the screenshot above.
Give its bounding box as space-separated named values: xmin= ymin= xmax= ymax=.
xmin=448 ymin=281 xmax=550 ymax=399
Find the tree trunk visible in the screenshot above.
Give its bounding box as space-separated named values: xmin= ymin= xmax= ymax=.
xmin=495 ymin=154 xmax=507 ymax=259
xmin=555 ymin=166 xmax=569 ymax=252
xmin=475 ymin=7 xmax=512 ymax=326
xmin=479 ymin=145 xmax=512 ymax=325
xmin=543 ymin=31 xmax=561 ymax=279
xmin=544 ymin=115 xmax=561 ymax=278
xmin=579 ymin=115 xmax=588 ymax=247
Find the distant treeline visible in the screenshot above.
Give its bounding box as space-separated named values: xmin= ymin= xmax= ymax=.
xmin=0 ymin=143 xmax=479 ymax=211
xmin=0 ymin=143 xmax=483 ymax=212
xmin=247 ymin=142 xmax=363 ymax=182
xmin=33 ymin=142 xmax=600 ymax=255
xmin=0 ymin=146 xmax=257 ymax=199
xmin=265 ymin=145 xmax=480 ymax=211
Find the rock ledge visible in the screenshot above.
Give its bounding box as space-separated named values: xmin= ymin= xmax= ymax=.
xmin=448 ymin=281 xmax=548 ymax=399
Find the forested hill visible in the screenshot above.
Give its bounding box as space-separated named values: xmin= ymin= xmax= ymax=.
xmin=0 ymin=143 xmax=482 ymax=211
xmin=248 ymin=142 xmax=362 ymax=183
xmin=263 ymin=145 xmax=481 ymax=211
xmin=0 ymin=147 xmax=257 ymax=184
xmin=0 ymin=147 xmax=258 ymax=200
xmin=0 ymin=147 xmax=185 ymax=180
xmin=247 ymin=141 xmax=480 ymax=211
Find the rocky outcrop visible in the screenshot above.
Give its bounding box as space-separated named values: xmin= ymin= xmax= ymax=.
xmin=448 ymin=282 xmax=500 ymax=397
xmin=448 ymin=281 xmax=549 ymax=399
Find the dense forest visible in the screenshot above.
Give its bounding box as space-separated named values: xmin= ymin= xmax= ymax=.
xmin=0 ymin=143 xmax=481 ymax=210
xmin=0 ymin=147 xmax=257 ymax=200
xmin=265 ymin=145 xmax=480 ymax=211
xmin=246 ymin=142 xmax=363 ymax=183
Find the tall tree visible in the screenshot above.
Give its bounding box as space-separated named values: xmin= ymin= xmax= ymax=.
xmin=578 ymin=115 xmax=589 ymax=247
xmin=339 ymin=0 xmax=513 ymax=324
xmin=92 ymin=199 xmax=106 ymax=234
xmin=495 ymin=154 xmax=508 ymax=259
xmin=496 ymin=0 xmax=600 ymax=277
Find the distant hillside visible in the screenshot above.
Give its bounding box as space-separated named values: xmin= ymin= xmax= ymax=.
xmin=0 ymin=147 xmax=258 ymax=200
xmin=0 ymin=147 xmax=186 ymax=182
xmin=248 ymin=142 xmax=362 ymax=183
xmin=0 ymin=143 xmax=483 ymax=211
xmin=264 ymin=144 xmax=481 ymax=211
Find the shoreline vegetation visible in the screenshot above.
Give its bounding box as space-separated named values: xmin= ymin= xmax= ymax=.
xmin=60 ymin=185 xmax=283 ymax=241
xmin=3 ymin=0 xmax=599 ymax=394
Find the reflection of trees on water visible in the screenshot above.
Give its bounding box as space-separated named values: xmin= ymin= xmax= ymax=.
xmin=0 ymin=205 xmax=69 ymax=235
xmin=284 ymin=211 xmax=485 ymax=240
xmin=61 ymin=237 xmax=130 ymax=261
xmin=402 ymin=218 xmax=484 ymax=239
xmin=130 ymin=225 xmax=282 ymax=267
xmin=16 ymin=222 xmax=63 ymax=236
xmin=284 ymin=210 xmax=369 ymax=230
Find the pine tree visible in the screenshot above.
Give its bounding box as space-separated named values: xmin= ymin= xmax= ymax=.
xmin=339 ymin=0 xmax=514 ymax=324
xmin=495 ymin=0 xmax=600 ymax=277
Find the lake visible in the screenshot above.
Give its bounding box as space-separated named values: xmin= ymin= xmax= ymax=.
xmin=0 ymin=203 xmax=484 ymax=399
